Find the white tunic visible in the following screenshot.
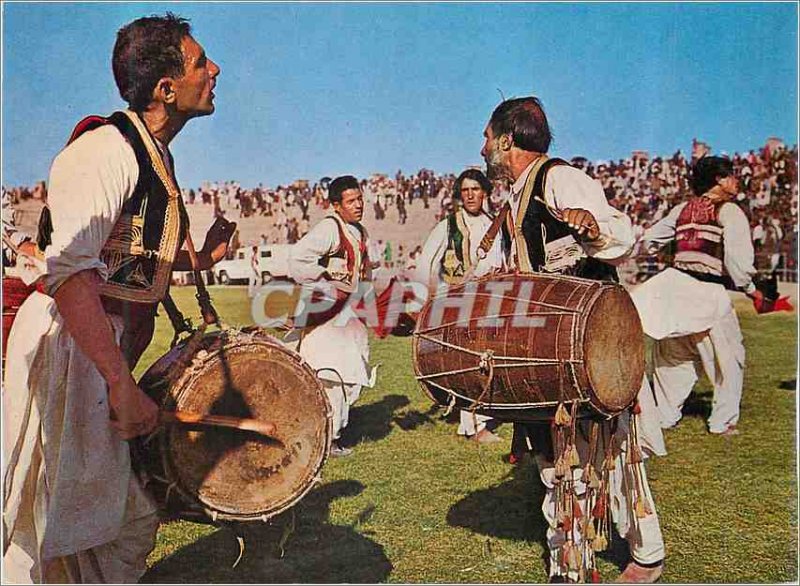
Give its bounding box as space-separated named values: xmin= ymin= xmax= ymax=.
xmin=3 ymin=124 xmax=159 ymax=565
xmin=287 ymin=217 xmax=372 ymax=387
xmin=412 ymin=208 xmax=503 ymax=289
xmin=630 ymin=199 xmax=755 ymax=436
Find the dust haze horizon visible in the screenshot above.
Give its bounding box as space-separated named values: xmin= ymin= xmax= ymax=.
xmin=2 ymin=2 xmax=797 ymax=189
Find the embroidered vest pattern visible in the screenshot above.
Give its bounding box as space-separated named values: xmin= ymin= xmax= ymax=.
xmin=51 ymin=111 xmax=185 ymax=303
xmin=323 ymin=214 xmax=370 ymax=287
xmin=674 ymin=197 xmax=725 ymax=276
xmin=441 ymin=210 xmax=474 ymax=284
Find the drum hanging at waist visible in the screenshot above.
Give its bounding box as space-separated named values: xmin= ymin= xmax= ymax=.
xmin=412 ymin=272 xmax=644 ymax=421
xmin=132 ymin=327 xmax=332 ymax=524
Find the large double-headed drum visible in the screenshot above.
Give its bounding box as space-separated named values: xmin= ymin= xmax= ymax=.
xmin=412 ymin=272 xmax=644 ymax=421
xmin=133 ymin=327 xmax=332 ymax=523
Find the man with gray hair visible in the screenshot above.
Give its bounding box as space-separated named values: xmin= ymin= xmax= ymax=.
xmin=481 ymin=96 xmax=666 ymax=583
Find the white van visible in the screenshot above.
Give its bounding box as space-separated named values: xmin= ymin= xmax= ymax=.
xmin=213 ymin=244 xmax=291 ymax=285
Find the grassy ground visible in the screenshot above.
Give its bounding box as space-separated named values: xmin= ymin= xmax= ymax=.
xmin=136 ymin=287 xmax=798 ymax=583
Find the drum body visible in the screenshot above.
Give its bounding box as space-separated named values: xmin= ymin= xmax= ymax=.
xmin=134 ymin=327 xmax=332 ymax=523
xmin=2 ymin=276 xmax=37 ymax=362
xmin=412 ymin=272 xmax=644 ymax=421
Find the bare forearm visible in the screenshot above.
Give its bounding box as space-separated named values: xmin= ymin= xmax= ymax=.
xmin=173 ymin=240 xmax=228 ymax=271
xmin=52 ymin=269 xmax=131 ymax=387
xmin=173 ymin=249 xmax=213 ymax=271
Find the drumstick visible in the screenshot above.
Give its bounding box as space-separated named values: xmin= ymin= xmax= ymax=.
xmin=160 ymin=410 xmax=278 ymax=439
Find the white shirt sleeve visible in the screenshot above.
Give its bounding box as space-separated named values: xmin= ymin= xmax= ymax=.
xmin=288 ymin=218 xmax=338 ymax=283
xmin=545 ymin=166 xmax=635 ymax=262
xmin=642 ymin=203 xmax=685 ymax=254
xmin=42 ymin=125 xmax=139 ymax=296
xmin=413 ymin=218 xmax=448 ymax=289
xmin=719 ymin=202 xmax=757 ymax=292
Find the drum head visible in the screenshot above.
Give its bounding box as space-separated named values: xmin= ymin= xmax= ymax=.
xmin=143 ymin=330 xmax=331 ymax=521
xmin=583 ymin=287 xmax=645 ymax=414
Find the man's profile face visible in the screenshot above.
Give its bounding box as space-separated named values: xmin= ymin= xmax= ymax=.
xmin=718 ymin=173 xmax=739 ymax=199
xmin=172 ymin=35 xmax=220 ymax=118
xmin=334 ymin=188 xmax=364 ymax=223
xmin=460 ymin=178 xmax=486 ymax=215
xmin=481 ymin=124 xmax=508 ymax=181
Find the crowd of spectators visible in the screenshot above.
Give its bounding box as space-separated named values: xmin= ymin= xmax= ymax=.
xmin=4 ymin=139 xmax=797 ymax=281
xmin=183 ymin=180 xmax=314 ymax=245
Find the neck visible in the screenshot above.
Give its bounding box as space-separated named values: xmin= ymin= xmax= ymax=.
xmin=140 ymin=105 xmax=188 ymax=146
xmin=335 ymin=210 xmax=358 ymax=226
xmin=462 ymin=207 xmax=482 ymax=217
xmin=704 ymin=186 xmax=732 ymax=204
xmin=508 ymin=149 xmax=545 ymax=182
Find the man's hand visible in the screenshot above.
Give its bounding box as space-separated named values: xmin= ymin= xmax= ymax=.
xmin=108 ymin=376 xmax=160 ymax=440
xmin=561 ymin=208 xmax=601 ymax=241
xmin=200 ymin=217 xmax=237 ymax=265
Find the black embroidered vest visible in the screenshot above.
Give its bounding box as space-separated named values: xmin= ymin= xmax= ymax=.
xmin=39 ymin=111 xmax=186 ymax=303
xmin=500 ymin=158 xmax=618 ymax=282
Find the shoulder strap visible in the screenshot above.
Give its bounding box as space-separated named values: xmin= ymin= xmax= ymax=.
xmin=530 ymin=157 xmax=571 ymax=214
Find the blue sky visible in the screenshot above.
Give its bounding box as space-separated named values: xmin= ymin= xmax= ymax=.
xmin=2 ymin=2 xmax=797 ymax=189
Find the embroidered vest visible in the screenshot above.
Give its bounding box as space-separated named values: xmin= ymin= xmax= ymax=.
xmin=440 ymin=209 xmax=473 ymax=284
xmin=500 ymin=158 xmax=618 ymax=282
xmin=673 ymin=197 xmax=732 ymax=287
xmin=322 ymin=213 xmax=370 ymax=288
xmin=39 ymin=110 xmax=186 ymax=303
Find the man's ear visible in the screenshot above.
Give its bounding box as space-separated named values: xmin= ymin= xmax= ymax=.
xmin=499 ymin=133 xmax=513 ymax=151
xmin=154 ymin=77 xmax=177 ymax=104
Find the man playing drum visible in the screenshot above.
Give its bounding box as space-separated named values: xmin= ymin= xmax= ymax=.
xmin=3 ymin=14 xmax=233 ymax=583
xmin=480 ymin=97 xmax=665 ymax=583
xmin=287 ymin=175 xmax=376 ymax=458
xmin=414 ymin=169 xmax=505 ymax=444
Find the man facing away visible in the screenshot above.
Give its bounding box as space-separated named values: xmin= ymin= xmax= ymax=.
xmin=480 ymin=97 xmax=666 ymax=583
xmin=3 ymin=14 xmax=231 ymax=583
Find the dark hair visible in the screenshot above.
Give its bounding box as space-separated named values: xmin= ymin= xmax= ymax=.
xmin=328 ymin=175 xmax=360 ymax=204
xmin=691 ymin=156 xmax=734 ymax=196
xmin=453 ymin=169 xmax=493 ymax=200
xmin=112 ymin=13 xmax=191 ymax=111
xmin=489 ymin=96 xmax=552 ymax=153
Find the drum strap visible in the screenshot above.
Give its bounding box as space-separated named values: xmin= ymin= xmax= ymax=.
xmin=476 ymin=203 xmax=510 ymax=261
xmin=161 ymin=293 xmax=194 ymax=348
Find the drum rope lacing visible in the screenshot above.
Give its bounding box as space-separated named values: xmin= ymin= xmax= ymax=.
xmin=414 ymin=333 xmax=583 ymax=383
xmin=449 ymin=349 xmax=496 ymax=414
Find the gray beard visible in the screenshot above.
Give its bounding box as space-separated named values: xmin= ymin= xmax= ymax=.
xmin=484 ymin=155 xmax=510 ymax=182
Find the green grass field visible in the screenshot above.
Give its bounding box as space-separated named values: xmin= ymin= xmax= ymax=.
xmin=136 ymin=286 xmax=798 ymax=583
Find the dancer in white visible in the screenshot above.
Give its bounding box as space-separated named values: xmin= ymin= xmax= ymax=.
xmin=631 ymin=155 xmax=760 ymax=437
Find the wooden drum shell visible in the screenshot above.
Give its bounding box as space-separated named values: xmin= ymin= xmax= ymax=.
xmin=412 ymin=272 xmax=644 ymax=421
